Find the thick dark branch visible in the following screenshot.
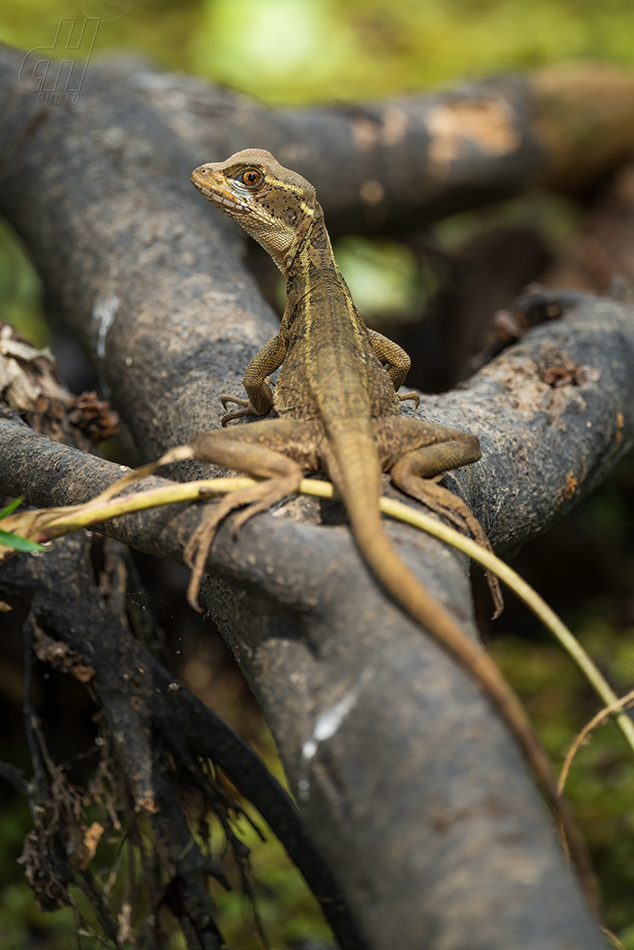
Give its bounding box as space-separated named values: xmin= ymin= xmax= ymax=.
xmin=419 ymin=288 xmax=634 ymax=554
xmin=0 ymin=46 xmax=623 ymax=949
xmin=0 ymin=421 xmax=604 ymax=950
xmin=103 ymin=58 xmax=634 ymax=233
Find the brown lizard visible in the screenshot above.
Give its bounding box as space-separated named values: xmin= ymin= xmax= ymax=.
xmin=186 ymin=148 xmax=592 ymax=881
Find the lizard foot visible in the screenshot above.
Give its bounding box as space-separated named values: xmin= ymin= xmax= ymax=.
xmin=220 ymin=394 xmax=256 ymax=427
xmin=184 ymin=474 xmax=301 ymax=610
xmin=220 ymin=376 xmax=274 ymax=426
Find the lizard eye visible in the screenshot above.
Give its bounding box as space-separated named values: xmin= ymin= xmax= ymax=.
xmin=239 ymin=169 xmax=262 ymax=187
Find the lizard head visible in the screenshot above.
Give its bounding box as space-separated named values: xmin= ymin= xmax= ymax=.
xmin=191 ymin=148 xmax=319 ymax=274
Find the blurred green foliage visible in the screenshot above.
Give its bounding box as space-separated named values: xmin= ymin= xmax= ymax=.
xmin=492 ymin=624 xmax=634 ymax=944
xmin=434 ymin=192 xmax=583 ymax=256
xmin=334 ymin=235 xmax=424 ymax=322
xmin=0 ymin=219 xmax=47 ymax=347
xmin=207 ymin=813 xmax=333 ymax=950
xmin=3 ymin=0 xmax=634 ymax=103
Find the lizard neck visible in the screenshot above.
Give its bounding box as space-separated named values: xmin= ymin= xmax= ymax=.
xmin=284 ymin=208 xmax=344 ymax=314
xmin=274 ymin=200 xmax=400 ymax=422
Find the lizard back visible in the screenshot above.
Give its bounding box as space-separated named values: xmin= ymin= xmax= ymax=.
xmin=274 ymin=229 xmax=402 ymax=423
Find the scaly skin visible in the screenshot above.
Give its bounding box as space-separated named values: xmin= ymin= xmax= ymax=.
xmin=187 ymin=149 xmax=593 ymax=889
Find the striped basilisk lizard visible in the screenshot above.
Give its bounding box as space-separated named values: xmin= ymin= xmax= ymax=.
xmin=186 ymin=149 xmax=586 ymax=861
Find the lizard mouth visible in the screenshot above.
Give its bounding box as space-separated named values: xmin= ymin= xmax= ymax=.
xmin=190 ymin=167 xmax=247 ymax=210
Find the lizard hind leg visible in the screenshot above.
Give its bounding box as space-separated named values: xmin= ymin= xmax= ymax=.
xmin=378 ymin=417 xmax=504 ymax=618
xmin=390 ymin=453 xmax=504 ymax=618
xmin=184 ymin=421 xmax=318 ymax=609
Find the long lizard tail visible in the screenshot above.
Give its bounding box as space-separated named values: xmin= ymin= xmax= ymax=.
xmin=327 ymin=423 xmax=597 ymax=907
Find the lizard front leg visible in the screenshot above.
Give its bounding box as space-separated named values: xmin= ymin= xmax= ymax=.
xmin=367 ymin=329 xmax=420 ymax=407
xmin=186 ymin=418 xmax=320 ymax=606
xmin=376 ymin=415 xmax=503 ymax=615
xmin=221 ymin=332 xmax=288 ymax=425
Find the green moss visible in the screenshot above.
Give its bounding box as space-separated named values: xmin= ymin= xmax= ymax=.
xmin=491 ymin=620 xmax=634 ymax=944
xmin=0 ymin=218 xmax=47 ymax=347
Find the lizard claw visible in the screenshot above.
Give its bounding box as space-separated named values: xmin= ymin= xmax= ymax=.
xmin=398 ymin=391 xmax=420 ymax=409
xmin=184 ymin=511 xmax=224 ymax=611
xmin=220 ymin=393 xmax=255 ymax=425
xmin=220 ymin=378 xmax=275 ymax=425
xmin=221 ymin=393 xmax=250 ymax=410
xmin=184 ymin=473 xmax=302 ymax=609
xmin=221 ymin=405 xmax=259 ymax=427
